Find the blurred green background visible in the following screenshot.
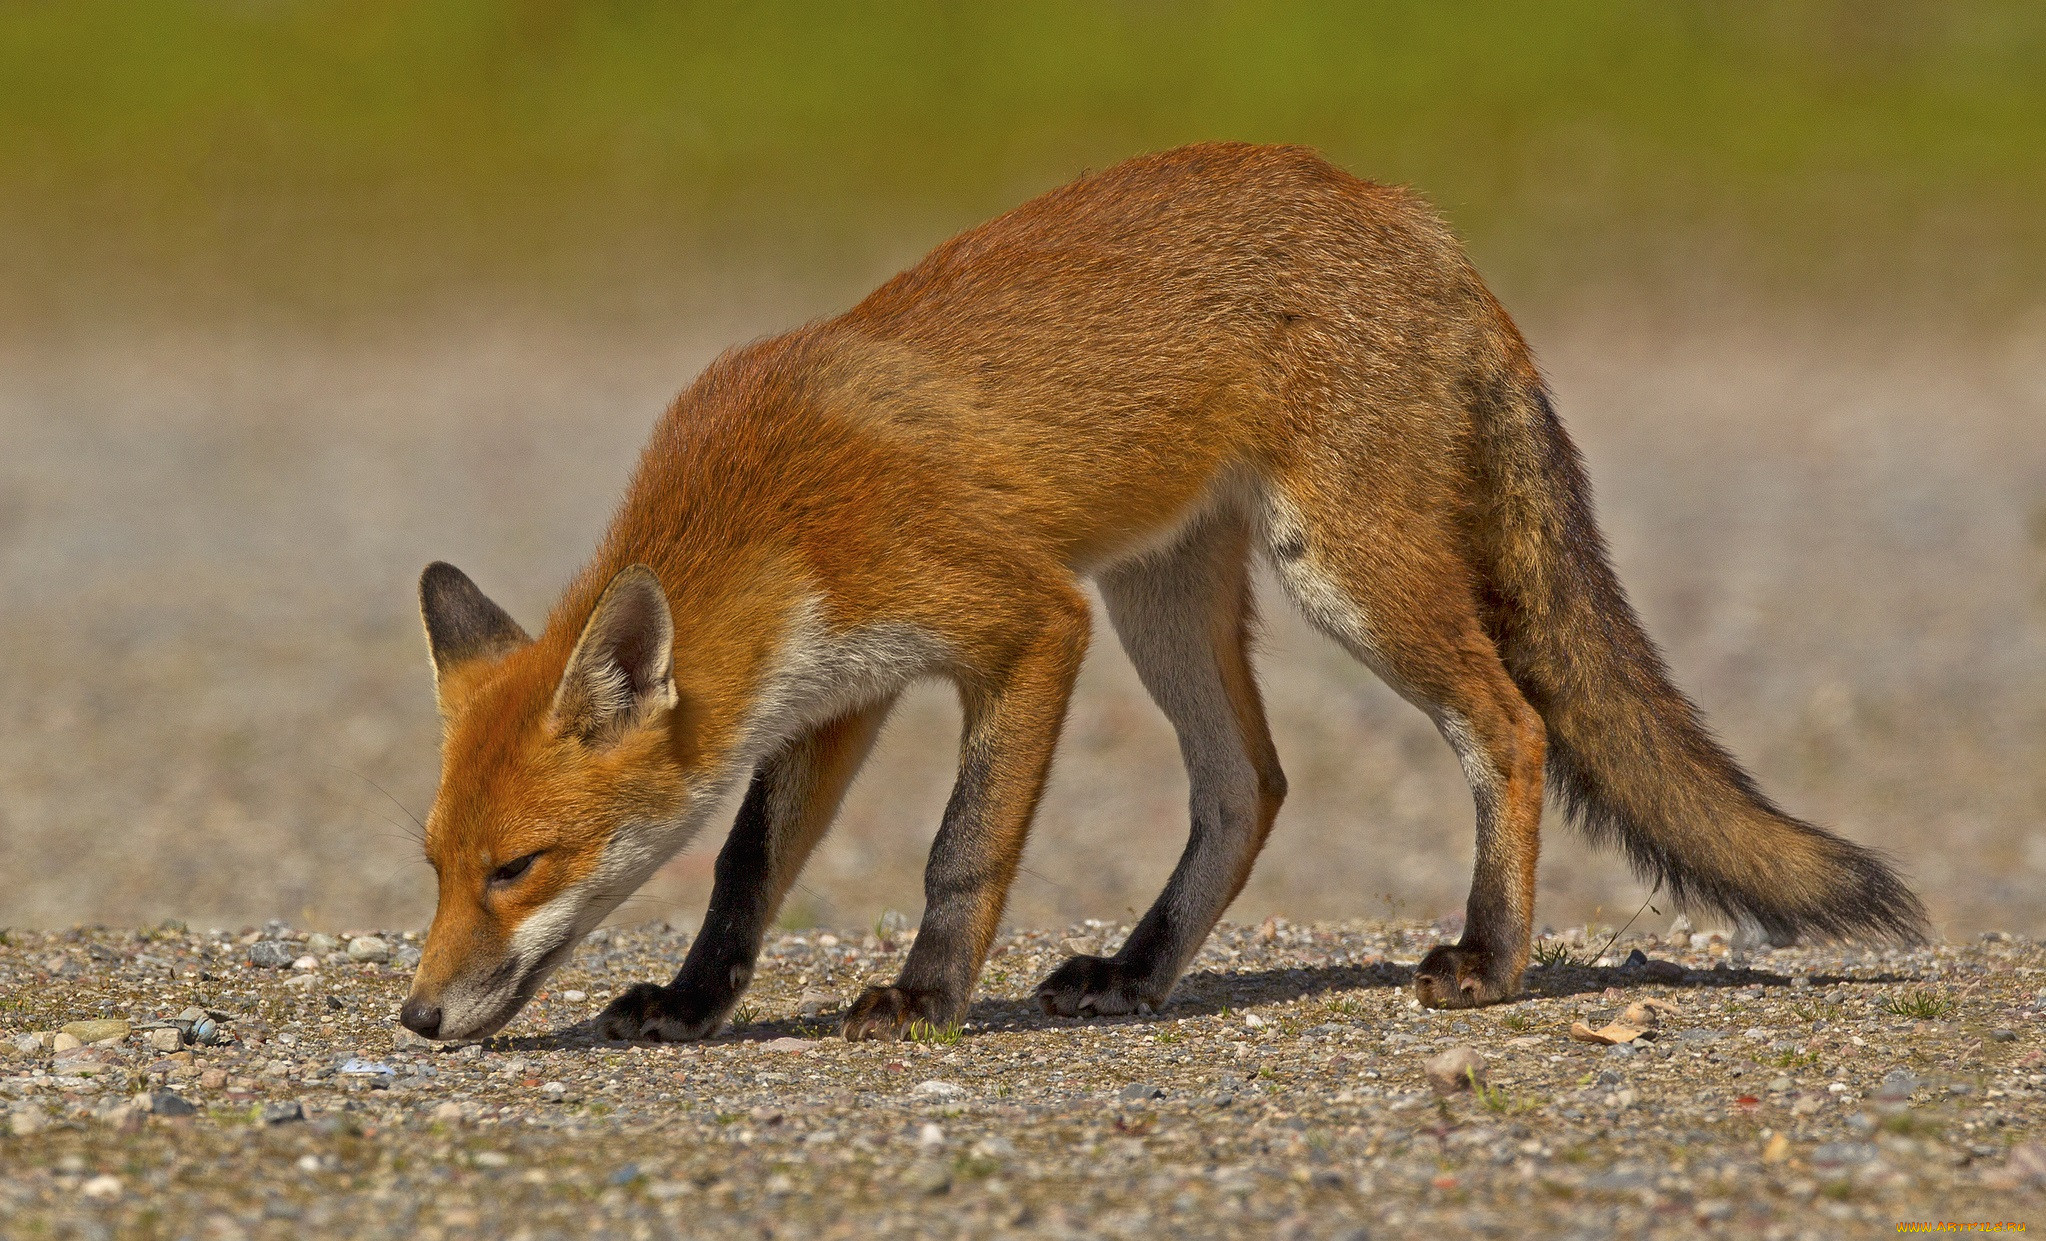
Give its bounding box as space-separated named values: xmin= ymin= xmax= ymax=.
xmin=5 ymin=0 xmax=2044 ymax=322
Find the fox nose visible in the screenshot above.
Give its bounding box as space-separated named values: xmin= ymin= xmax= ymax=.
xmin=399 ymin=996 xmax=443 ymax=1039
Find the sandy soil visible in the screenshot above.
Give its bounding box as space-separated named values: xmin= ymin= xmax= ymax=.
xmin=0 ymin=302 xmax=2040 ymax=937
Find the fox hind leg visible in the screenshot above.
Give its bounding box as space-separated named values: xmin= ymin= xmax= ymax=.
xmin=1267 ymin=485 xmax=1547 ymax=1008
xmin=1036 ymin=508 xmax=1287 ymax=1018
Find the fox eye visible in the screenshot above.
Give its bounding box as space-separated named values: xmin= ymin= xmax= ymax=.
xmin=489 ymin=852 xmax=541 ymax=886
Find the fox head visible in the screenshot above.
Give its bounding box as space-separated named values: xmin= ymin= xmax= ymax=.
xmin=400 ymin=561 xmax=693 ymax=1040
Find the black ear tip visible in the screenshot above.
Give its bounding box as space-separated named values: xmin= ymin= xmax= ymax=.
xmin=604 ymin=564 xmax=672 ymax=614
xmin=420 ymin=561 xmax=471 ymax=601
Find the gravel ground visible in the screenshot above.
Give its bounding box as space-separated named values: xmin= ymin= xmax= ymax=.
xmin=4 ymin=919 xmax=2044 ymax=1239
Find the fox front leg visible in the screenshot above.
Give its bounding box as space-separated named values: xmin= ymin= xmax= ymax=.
xmin=597 ymin=704 xmax=889 ymax=1040
xmin=842 ymin=597 xmax=1088 ymax=1041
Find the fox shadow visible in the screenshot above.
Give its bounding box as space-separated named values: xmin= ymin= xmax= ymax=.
xmin=490 ymin=956 xmax=1910 ymax=1051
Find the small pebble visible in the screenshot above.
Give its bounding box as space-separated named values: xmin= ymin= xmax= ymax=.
xmin=1422 ymin=1046 xmax=1487 ymax=1095
xmin=60 ymin=1019 xmax=130 ymax=1044
xmin=105 ymin=1104 xmax=146 ymax=1133
xmin=910 ymin=1079 xmax=965 ymax=1099
xmin=247 ymin=941 xmax=294 ymax=969
xmin=345 ymin=936 xmax=390 ymax=964
xmin=907 ymin=1160 xmax=951 ymax=1195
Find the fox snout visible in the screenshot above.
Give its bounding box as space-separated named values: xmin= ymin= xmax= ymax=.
xmin=401 ymin=941 xmax=547 ymax=1042
xmin=400 ymin=950 xmax=510 ymax=1042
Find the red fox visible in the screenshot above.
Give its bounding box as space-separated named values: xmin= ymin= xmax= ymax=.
xmin=399 ymin=142 xmax=1924 ymax=1043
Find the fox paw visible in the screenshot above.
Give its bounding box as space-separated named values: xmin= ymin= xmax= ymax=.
xmin=595 ymin=982 xmax=725 ymax=1042
xmin=840 ymin=985 xmax=955 ymax=1042
xmin=1413 ymin=944 xmax=1520 ymax=1009
xmin=1034 ymin=955 xmax=1159 ymax=1017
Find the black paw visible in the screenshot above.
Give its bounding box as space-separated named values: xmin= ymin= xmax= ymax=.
xmin=1413 ymin=944 xmax=1520 ymax=1009
xmin=840 ymin=985 xmax=957 ymax=1042
xmin=594 ymin=982 xmax=726 ymax=1041
xmin=1034 ymin=954 xmax=1160 ymax=1017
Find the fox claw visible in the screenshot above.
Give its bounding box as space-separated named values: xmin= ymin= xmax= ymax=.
xmin=594 ymin=982 xmax=725 ymax=1041
xmin=840 ymin=985 xmax=954 ymax=1042
xmin=1413 ymin=944 xmax=1519 ymax=1009
xmin=1034 ymin=955 xmax=1158 ymax=1017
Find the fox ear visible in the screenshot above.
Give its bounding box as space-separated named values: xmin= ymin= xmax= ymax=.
xmin=420 ymin=562 xmax=531 ymax=708
xmin=551 ymin=564 xmax=677 ymax=743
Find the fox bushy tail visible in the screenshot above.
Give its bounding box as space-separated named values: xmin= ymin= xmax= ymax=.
xmin=1468 ymin=372 xmax=1927 ymax=943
